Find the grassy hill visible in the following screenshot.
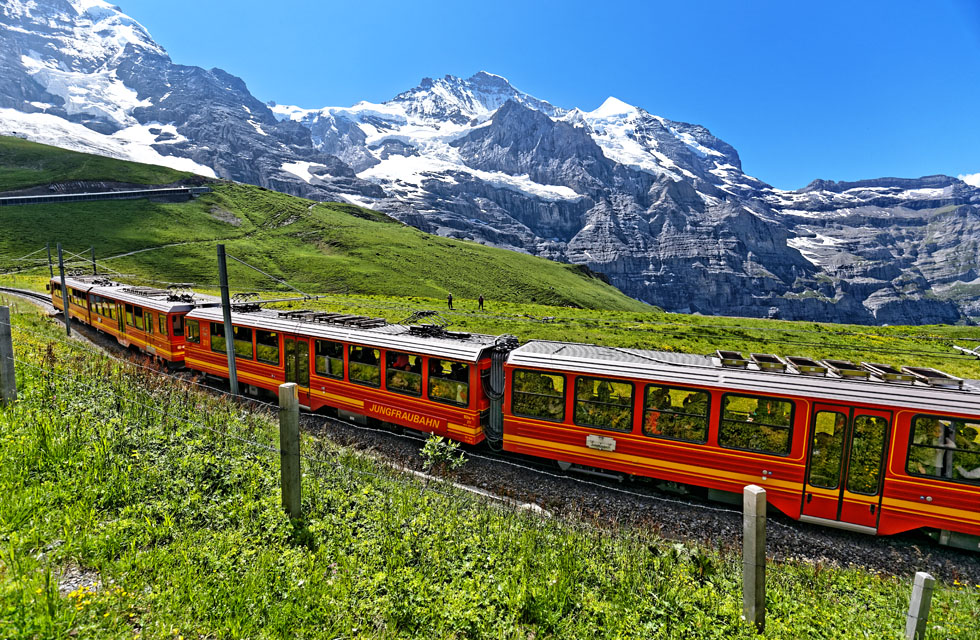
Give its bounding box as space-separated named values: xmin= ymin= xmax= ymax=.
xmin=0 ymin=135 xmax=195 ymax=192
xmin=0 ymin=138 xmax=649 ymax=311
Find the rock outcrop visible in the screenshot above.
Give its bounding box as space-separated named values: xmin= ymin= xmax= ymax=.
xmin=1 ymin=0 xmax=977 ymax=325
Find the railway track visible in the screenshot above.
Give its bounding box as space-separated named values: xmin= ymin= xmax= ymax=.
xmin=0 ymin=286 xmax=55 ymax=308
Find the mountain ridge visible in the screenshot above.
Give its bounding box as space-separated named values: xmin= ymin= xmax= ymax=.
xmin=1 ymin=0 xmax=978 ymax=325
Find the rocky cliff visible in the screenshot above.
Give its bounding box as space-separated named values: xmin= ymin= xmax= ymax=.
xmin=1 ymin=0 xmax=978 ymax=325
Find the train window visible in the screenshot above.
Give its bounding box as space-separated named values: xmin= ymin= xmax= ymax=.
xmin=574 ymin=376 xmax=633 ymax=432
xmin=428 ymin=359 xmax=469 ymax=406
xmin=233 ymin=326 xmax=253 ymax=359
xmin=349 ymin=345 xmax=381 ymax=387
xmin=145 ymin=311 xmax=153 ymax=334
xmin=69 ymin=288 xmax=87 ymax=307
xmin=386 ymin=351 xmax=422 ymax=397
xmin=96 ymin=297 xmax=114 ymax=320
xmin=314 ymin=340 xmax=344 ymax=379
xmin=172 ymin=316 xmax=184 ymax=337
xmin=807 ymin=411 xmax=846 ymax=489
xmin=125 ymin=304 xmax=134 ymax=327
xmin=255 ymin=330 xmax=279 ymax=365
xmin=846 ymin=415 xmax=889 ymax=495
xmin=719 ymin=394 xmax=793 ymax=456
xmin=643 ymin=385 xmax=709 ymax=443
xmin=511 ymin=369 xmax=565 ymax=422
xmin=185 ymin=319 xmax=200 ymax=343
xmin=92 ymin=295 xmax=107 ymax=318
xmin=210 ymin=322 xmax=226 ymax=353
xmin=134 ymin=307 xmax=145 ymax=331
xmin=907 ymin=415 xmax=980 ymax=486
xmin=158 ymin=314 xmax=168 ymax=336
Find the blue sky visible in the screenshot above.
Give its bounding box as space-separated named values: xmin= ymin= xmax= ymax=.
xmin=118 ymin=0 xmax=980 ymax=190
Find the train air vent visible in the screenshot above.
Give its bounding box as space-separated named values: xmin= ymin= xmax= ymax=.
xmin=750 ymin=353 xmax=787 ymax=372
xmin=822 ymin=359 xmax=869 ymax=379
xmin=859 ymin=362 xmax=915 ymax=384
xmin=900 ymin=366 xmax=964 ymax=389
xmin=785 ymin=356 xmax=827 ymax=376
xmin=717 ymin=350 xmax=748 ymax=368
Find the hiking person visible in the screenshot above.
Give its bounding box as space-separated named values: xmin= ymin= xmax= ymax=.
xmin=478 ymin=294 xmax=484 ymax=311
xmin=447 ymin=293 xmax=453 ymax=310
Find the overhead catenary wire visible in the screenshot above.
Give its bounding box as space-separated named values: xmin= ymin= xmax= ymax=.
xmin=12 ymin=246 xmax=49 ymax=261
xmin=226 ymin=253 xmax=312 ymax=298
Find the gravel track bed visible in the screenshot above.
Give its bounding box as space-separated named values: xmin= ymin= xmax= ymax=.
xmin=10 ymin=289 xmax=980 ymax=584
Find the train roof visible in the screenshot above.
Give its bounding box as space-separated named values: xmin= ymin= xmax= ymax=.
xmin=186 ymin=306 xmax=501 ymax=363
xmin=51 ymin=276 xmax=219 ymax=313
xmin=509 ymin=340 xmax=980 ymax=416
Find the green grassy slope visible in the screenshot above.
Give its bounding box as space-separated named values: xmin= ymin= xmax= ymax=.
xmin=0 ymin=139 xmax=649 ymax=311
xmin=3 ymin=307 xmax=978 ymax=639
xmin=0 ymin=135 xmax=195 ymax=192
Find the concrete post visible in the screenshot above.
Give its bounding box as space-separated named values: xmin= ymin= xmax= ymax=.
xmin=46 ymin=242 xmax=53 ymax=278
xmin=279 ymin=383 xmax=301 ymax=520
xmin=91 ymin=246 xmax=97 ymax=275
xmin=905 ymin=572 xmax=935 ymax=640
xmin=743 ymin=484 xmax=766 ymax=632
xmin=0 ymin=306 xmax=16 ymax=405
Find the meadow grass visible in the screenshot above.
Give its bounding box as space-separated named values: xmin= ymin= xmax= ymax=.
xmin=1 ymin=305 xmax=979 ymax=638
xmin=0 ymin=181 xmax=648 ymax=312
xmin=0 ymin=135 xmax=193 ymax=192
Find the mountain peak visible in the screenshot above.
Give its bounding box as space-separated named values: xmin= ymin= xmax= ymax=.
xmin=589 ymin=96 xmax=638 ymax=119
xmin=467 ymin=70 xmax=513 ymax=86
xmin=387 ymin=71 xmax=562 ymax=121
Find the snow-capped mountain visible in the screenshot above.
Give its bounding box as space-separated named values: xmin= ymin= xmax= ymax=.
xmin=2 ymin=0 xmax=979 ymax=325
xmin=0 ymin=0 xmax=380 ymax=197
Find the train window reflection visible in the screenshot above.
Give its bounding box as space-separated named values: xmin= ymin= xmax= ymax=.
xmin=349 ymin=345 xmax=381 ymax=387
xmin=429 ymin=359 xmax=469 ymax=406
xmin=574 ymin=376 xmax=633 ymax=432
xmin=643 ymin=385 xmax=709 ymax=443
xmin=386 ymin=351 xmax=422 ymax=397
xmin=719 ymin=394 xmax=793 ymax=456
xmin=256 ymin=330 xmax=279 ymax=365
xmin=314 ymin=340 xmax=344 ymax=379
xmin=907 ymin=415 xmax=980 ymax=486
xmin=512 ymin=369 xmax=565 ymax=422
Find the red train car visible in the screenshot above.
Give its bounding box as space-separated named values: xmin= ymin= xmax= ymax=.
xmin=49 ymin=276 xmax=217 ymax=365
xmin=503 ymin=341 xmax=980 ymax=548
xmin=183 ymin=306 xmax=504 ymax=444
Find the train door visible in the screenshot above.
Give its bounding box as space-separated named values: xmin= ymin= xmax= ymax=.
xmin=116 ymin=303 xmax=125 ymax=334
xmin=802 ymin=403 xmax=892 ymax=530
xmin=283 ymin=335 xmax=311 ymax=407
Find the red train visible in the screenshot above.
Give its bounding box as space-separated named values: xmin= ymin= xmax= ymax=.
xmin=49 ymin=276 xmax=980 ymax=550
xmin=50 ymin=276 xmax=217 ymax=364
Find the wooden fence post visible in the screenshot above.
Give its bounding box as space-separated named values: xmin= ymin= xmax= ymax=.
xmin=905 ymin=572 xmax=935 ymax=640
xmin=743 ymin=484 xmax=766 ymax=632
xmin=278 ymin=382 xmax=301 ymax=520
xmin=0 ymin=306 xmax=16 ymax=405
